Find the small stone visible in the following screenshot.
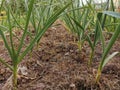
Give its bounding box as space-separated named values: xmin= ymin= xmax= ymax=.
xmin=51 ymin=27 xmax=56 ymax=30
xmin=65 ymin=52 xmax=69 ymax=56
xmin=70 ymin=83 xmax=75 ymax=88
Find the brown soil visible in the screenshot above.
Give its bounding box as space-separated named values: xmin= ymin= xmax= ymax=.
xmin=0 ymin=21 xmax=120 ymax=90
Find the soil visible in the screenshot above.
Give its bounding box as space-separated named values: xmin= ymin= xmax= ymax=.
xmin=0 ymin=20 xmax=120 ymax=90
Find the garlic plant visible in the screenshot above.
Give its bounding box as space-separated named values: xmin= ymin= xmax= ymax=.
xmin=0 ymin=0 xmax=70 ymax=89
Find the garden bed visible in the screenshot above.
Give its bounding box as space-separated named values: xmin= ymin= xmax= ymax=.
xmin=0 ymin=21 xmax=120 ymax=90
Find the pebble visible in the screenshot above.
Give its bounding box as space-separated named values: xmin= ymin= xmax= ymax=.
xmin=70 ymin=83 xmax=75 ymax=88
xmin=65 ymin=52 xmax=69 ymax=56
